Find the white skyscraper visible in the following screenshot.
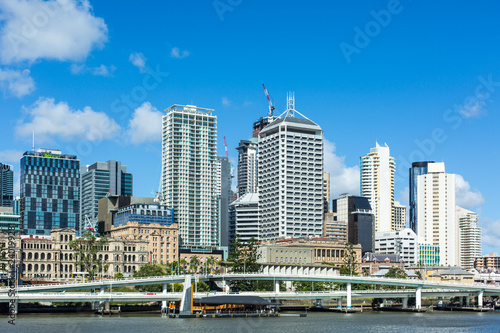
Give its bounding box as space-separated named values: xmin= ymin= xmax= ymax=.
xmin=416 ymin=162 xmax=458 ymax=266
xmin=393 ymin=201 xmax=407 ymax=231
xmin=258 ymin=95 xmax=324 ymax=240
xmin=456 ymin=206 xmax=481 ymax=269
xmin=161 ymin=105 xmax=218 ymax=247
xmin=236 ymin=138 xmax=258 ymax=197
xmin=360 ymin=143 xmax=395 ymax=232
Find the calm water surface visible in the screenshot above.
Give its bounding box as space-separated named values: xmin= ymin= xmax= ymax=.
xmin=2 ymin=311 xmax=500 ymax=332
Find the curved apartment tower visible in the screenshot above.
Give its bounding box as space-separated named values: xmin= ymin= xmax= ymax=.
xmin=161 ymin=105 xmax=218 ymax=247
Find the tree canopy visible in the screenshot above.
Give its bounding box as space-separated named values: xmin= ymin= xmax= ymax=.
xmin=68 ymin=231 xmax=107 ymax=281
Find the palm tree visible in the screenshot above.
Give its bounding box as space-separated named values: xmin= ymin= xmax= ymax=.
xmin=178 ymin=258 xmax=187 ymax=274
xmin=189 ymin=255 xmax=200 ymax=274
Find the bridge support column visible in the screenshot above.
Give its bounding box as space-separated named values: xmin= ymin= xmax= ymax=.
xmin=478 ymin=290 xmax=484 ymax=309
xmin=275 ymin=281 xmax=280 ymax=293
xmin=285 ymin=281 xmax=293 ymax=292
xmin=346 ymin=282 xmax=352 ymax=309
xmin=438 ymin=296 xmax=443 ymax=307
xmin=415 ymin=286 xmax=422 ymax=310
xmin=466 ymin=296 xmax=470 ymax=306
xmin=179 ymin=276 xmax=193 ymax=316
xmin=162 ymin=283 xmax=167 ymax=313
xmin=402 ymin=297 xmax=408 ymax=309
xmin=337 ymin=298 xmax=342 ymax=308
xmin=459 ymin=296 xmax=464 ymax=306
xmin=99 ymin=286 xmax=105 ymax=310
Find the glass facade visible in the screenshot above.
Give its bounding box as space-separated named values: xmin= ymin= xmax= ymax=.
xmin=0 ymin=163 xmax=14 ymax=207
xmin=80 ymin=160 xmax=133 ymax=235
xmin=20 ymin=150 xmax=80 ymax=235
xmin=419 ymin=244 xmax=440 ymax=266
xmin=409 ymin=161 xmax=434 ymax=234
xmin=114 ymin=203 xmax=174 ymax=227
xmin=0 ymin=212 xmax=20 ymax=234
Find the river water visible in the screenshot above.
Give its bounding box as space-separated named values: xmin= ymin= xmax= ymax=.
xmin=3 ymin=311 xmax=500 ymax=332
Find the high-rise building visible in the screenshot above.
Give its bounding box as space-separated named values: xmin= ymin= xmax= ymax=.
xmin=161 ymin=104 xmax=218 ymax=247
xmin=323 ymin=172 xmax=330 ymax=213
xmin=113 ymin=202 xmax=174 ymax=227
xmin=228 ymin=193 xmax=259 ymax=244
xmin=360 ymin=143 xmax=395 ymax=232
xmin=258 ymin=96 xmax=324 ymax=240
xmin=0 ymin=163 xmax=14 ymax=207
xmin=235 ymin=138 xmax=258 ymax=197
xmin=409 ymin=161 xmax=434 ymax=233
xmin=0 ymin=207 xmax=20 ymax=234
xmin=375 ymin=228 xmax=418 ymax=267
xmin=20 ymin=149 xmax=80 ymax=235
xmin=323 ymin=212 xmax=347 ymax=242
xmin=80 ymin=160 xmax=133 ymax=235
xmin=215 ymin=156 xmax=232 ymax=246
xmin=456 ymin=206 xmax=481 ymax=270
xmin=415 ymin=162 xmax=458 ymax=266
xmin=393 ymin=201 xmax=407 ymax=231
xmin=332 ymin=194 xmax=374 ymax=254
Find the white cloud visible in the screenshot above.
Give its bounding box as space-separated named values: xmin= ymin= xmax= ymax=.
xmin=455 ymin=174 xmax=485 ymax=208
xmin=0 ymin=0 xmax=108 ymax=64
xmin=0 ymin=68 xmax=35 ymax=97
xmin=323 ymin=139 xmax=360 ymax=199
xmin=221 ymin=97 xmax=231 ymax=106
xmin=460 ymin=98 xmax=486 ymax=118
xmin=15 ymin=97 xmax=121 ymax=143
xmin=0 ymin=150 xmax=23 ymax=164
xmin=170 ymin=47 xmax=189 ymax=59
xmin=482 ymin=218 xmax=500 ymax=248
xmin=126 ymin=102 xmax=162 ymax=144
xmin=70 ymin=63 xmax=115 ymax=76
xmin=398 ymin=186 xmax=409 ymax=206
xmin=129 ymin=52 xmax=147 ymax=73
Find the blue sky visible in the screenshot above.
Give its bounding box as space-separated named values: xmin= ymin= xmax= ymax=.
xmin=0 ymin=0 xmax=499 ymax=254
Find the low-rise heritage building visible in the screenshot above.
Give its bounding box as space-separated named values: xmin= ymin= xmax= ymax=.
xmin=110 ymin=222 xmax=179 ymax=265
xmin=426 ymin=266 xmax=475 ymax=284
xmin=260 ymin=237 xmax=362 ymax=271
xmin=361 ymin=253 xmax=405 ymax=275
xmin=1 ymin=228 xmax=149 ymax=281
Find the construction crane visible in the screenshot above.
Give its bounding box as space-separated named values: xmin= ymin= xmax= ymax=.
xmin=262 ymin=83 xmax=275 ymax=117
xmin=223 ymin=136 xmax=229 ymax=158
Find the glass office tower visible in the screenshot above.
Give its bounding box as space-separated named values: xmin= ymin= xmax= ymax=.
xmin=20 ymin=149 xmax=80 ymax=235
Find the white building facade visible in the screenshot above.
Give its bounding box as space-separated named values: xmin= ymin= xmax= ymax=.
xmin=258 ymin=97 xmax=324 ymax=240
xmin=360 ymin=143 xmax=395 ymax=233
xmin=393 ymin=201 xmax=407 ymax=231
xmin=416 ymin=162 xmax=458 ymax=266
xmin=161 ymin=105 xmax=218 ymax=247
xmin=375 ymin=228 xmax=419 ymax=267
xmin=456 ymin=206 xmax=481 ymax=270
xmin=228 ymin=193 xmax=259 ymax=244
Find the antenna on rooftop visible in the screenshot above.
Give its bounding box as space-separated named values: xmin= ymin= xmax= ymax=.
xmin=286 ymin=92 xmax=295 ymax=117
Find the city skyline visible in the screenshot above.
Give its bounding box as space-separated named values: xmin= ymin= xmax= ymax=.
xmin=0 ymin=1 xmax=498 ymax=254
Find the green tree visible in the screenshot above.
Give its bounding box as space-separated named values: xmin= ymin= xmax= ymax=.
xmin=133 ymin=264 xmax=166 ymax=292
xmin=114 ymin=272 xmax=124 ymax=279
xmin=69 ymin=231 xmax=107 ymax=281
xmin=226 ymin=235 xmax=261 ymax=291
xmin=384 ymin=266 xmax=408 ymax=279
xmin=339 ymin=242 xmax=359 ymax=276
